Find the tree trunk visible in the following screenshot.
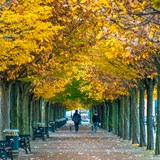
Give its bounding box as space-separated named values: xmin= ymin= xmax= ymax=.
xmin=106 ymin=102 xmax=109 ymax=131
xmin=102 ymin=102 xmax=107 ymax=130
xmin=139 ymin=80 xmax=147 ymax=147
xmin=41 ymin=99 xmax=46 ymax=123
xmin=97 ymin=104 xmax=102 ymax=127
xmin=18 ymin=82 xmax=30 ymax=134
xmin=145 ymin=78 xmax=155 ymax=150
xmin=53 ymin=103 xmax=56 ymax=121
xmin=29 ymin=96 xmax=33 ymax=136
xmin=155 ymin=76 xmax=160 ymax=155
xmin=112 ymin=100 xmax=119 ymax=135
xmin=45 ymin=102 xmax=49 ymax=125
xmin=10 ymin=82 xmax=19 ymax=129
xmin=108 ymin=101 xmax=112 ymax=132
xmin=130 ymin=88 xmax=140 ymax=144
xmin=124 ymin=96 xmax=130 ymax=140
xmin=118 ymin=99 xmax=121 ymax=137
xmin=0 ymin=79 xmax=12 ymax=139
xmin=119 ymin=96 xmax=124 ymax=138
xmin=48 ymin=102 xmax=52 ymax=121
xmin=32 ymin=99 xmax=40 ymax=126
xmin=54 ymin=103 xmax=58 ymax=119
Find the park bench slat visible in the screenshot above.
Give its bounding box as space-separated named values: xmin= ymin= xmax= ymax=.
xmin=0 ymin=140 xmax=13 ymax=160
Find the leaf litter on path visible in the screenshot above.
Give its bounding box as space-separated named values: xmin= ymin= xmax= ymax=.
xmin=19 ymin=124 xmax=160 ymax=160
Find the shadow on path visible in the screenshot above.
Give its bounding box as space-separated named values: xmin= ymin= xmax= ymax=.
xmin=19 ymin=123 xmax=160 ymax=160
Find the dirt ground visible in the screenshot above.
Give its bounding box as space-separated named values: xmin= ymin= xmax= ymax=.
xmin=18 ymin=122 xmax=160 ymax=160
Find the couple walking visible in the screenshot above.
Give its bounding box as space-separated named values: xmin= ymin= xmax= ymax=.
xmin=72 ymin=110 xmax=100 ymax=133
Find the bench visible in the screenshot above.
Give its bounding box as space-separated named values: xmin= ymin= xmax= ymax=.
xmin=0 ymin=140 xmax=13 ymax=160
xmin=32 ymin=122 xmax=49 ymax=141
xmin=19 ymin=134 xmax=31 ymax=154
xmin=55 ymin=118 xmax=67 ymax=128
xmin=32 ymin=126 xmax=46 ymax=141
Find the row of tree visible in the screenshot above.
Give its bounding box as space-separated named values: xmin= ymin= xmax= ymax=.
xmin=0 ymin=0 xmax=159 ymax=154
xmin=92 ymin=77 xmax=159 ymax=154
xmin=1 ymin=80 xmax=66 ymax=139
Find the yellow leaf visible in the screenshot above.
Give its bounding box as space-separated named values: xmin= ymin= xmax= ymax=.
xmin=80 ymin=0 xmax=87 ymax=4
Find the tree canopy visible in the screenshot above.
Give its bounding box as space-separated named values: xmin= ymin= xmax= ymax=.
xmin=0 ymin=0 xmax=159 ymax=109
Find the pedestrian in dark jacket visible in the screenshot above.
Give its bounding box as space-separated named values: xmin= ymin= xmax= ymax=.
xmin=72 ymin=110 xmax=81 ymax=133
xmin=92 ymin=112 xmax=100 ymax=133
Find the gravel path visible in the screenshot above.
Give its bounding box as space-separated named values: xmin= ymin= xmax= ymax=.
xmin=19 ymin=123 xmax=160 ymax=160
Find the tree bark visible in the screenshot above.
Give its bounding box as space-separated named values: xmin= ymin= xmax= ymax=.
xmin=18 ymin=82 xmax=31 ymax=134
xmin=32 ymin=99 xmax=40 ymax=126
xmin=119 ymin=96 xmax=125 ymax=138
xmin=48 ymin=102 xmax=52 ymax=121
xmin=10 ymin=82 xmax=19 ymax=129
xmin=0 ymin=79 xmax=12 ymax=139
xmin=108 ymin=101 xmax=112 ymax=132
xmin=112 ymin=100 xmax=119 ymax=135
xmin=102 ymin=102 xmax=107 ymax=130
xmin=145 ymin=78 xmax=155 ymax=150
xmin=124 ymin=96 xmax=130 ymax=140
xmin=41 ymin=99 xmax=46 ymax=123
xmin=139 ymin=80 xmax=147 ymax=147
xmin=106 ymin=102 xmax=110 ymax=131
xmin=45 ymin=102 xmax=49 ymax=125
xmin=130 ymin=88 xmax=140 ymax=144
xmin=155 ymin=76 xmax=160 ymax=155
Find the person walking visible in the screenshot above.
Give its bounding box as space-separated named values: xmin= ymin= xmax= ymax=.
xmin=92 ymin=111 xmax=100 ymax=133
xmin=72 ymin=110 xmax=81 ymax=133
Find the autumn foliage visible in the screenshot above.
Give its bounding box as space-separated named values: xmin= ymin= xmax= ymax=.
xmin=0 ymin=0 xmax=159 ymax=109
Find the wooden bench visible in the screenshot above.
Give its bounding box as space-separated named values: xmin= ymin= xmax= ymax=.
xmin=19 ymin=135 xmax=31 ymax=154
xmin=0 ymin=140 xmax=13 ymax=160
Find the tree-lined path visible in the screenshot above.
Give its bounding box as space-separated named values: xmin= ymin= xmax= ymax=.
xmin=0 ymin=0 xmax=160 ymax=157
xmin=19 ymin=122 xmax=160 ymax=160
